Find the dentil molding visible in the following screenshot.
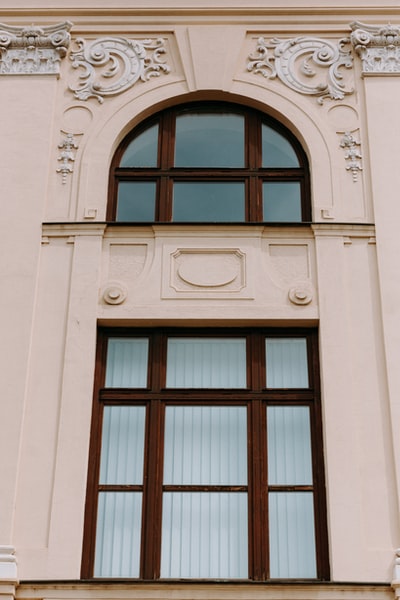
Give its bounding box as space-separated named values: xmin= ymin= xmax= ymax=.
xmin=350 ymin=21 xmax=400 ymax=75
xmin=69 ymin=36 xmax=170 ymax=102
xmin=247 ymin=35 xmax=354 ymax=104
xmin=0 ymin=22 xmax=71 ymax=75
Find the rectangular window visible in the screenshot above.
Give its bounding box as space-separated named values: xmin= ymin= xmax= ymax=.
xmin=82 ymin=329 xmax=329 ymax=581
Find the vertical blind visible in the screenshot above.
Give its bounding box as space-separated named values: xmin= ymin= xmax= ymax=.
xmin=89 ymin=332 xmax=322 ymax=580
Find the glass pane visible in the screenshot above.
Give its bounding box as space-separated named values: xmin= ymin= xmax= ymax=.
xmin=263 ymin=182 xmax=301 ymax=222
xmin=106 ymin=338 xmax=149 ymax=388
xmin=164 ymin=406 xmax=247 ymax=485
xmin=175 ymin=113 xmax=244 ymax=167
xmin=166 ymin=338 xmax=247 ymax=388
xmin=100 ymin=406 xmax=146 ymax=485
xmin=269 ymin=492 xmax=316 ymax=578
xmin=173 ymin=182 xmax=245 ymax=222
xmin=161 ymin=492 xmax=248 ymax=578
xmin=267 ymin=406 xmax=312 ymax=485
xmin=266 ymin=338 xmax=308 ymax=388
xmin=262 ymin=124 xmax=300 ymax=167
xmin=94 ymin=492 xmax=142 ymax=577
xmin=120 ymin=123 xmax=159 ymax=167
xmin=116 ymin=181 xmax=156 ymax=221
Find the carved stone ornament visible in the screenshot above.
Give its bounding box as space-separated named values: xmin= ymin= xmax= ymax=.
xmin=247 ymin=35 xmax=354 ymax=104
xmin=350 ymin=22 xmax=400 ymax=75
xmin=288 ymin=281 xmax=314 ymax=305
xmin=57 ymin=132 xmax=79 ymax=183
xmin=102 ymin=282 xmax=128 ymax=305
xmin=0 ymin=21 xmax=71 ymax=75
xmin=69 ymin=36 xmax=170 ymax=102
xmin=339 ymin=131 xmax=363 ymax=182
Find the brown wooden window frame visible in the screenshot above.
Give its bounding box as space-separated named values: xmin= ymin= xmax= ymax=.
xmin=82 ymin=327 xmax=329 ymax=581
xmin=107 ymin=103 xmax=311 ymax=223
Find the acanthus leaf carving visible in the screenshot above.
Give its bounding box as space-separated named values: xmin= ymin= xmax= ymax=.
xmin=247 ymin=35 xmax=354 ymax=104
xmin=69 ymin=36 xmax=170 ymax=102
xmin=350 ymin=21 xmax=400 ymax=75
xmin=0 ymin=21 xmax=71 ymax=75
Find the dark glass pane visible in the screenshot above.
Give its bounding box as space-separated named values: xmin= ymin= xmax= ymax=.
xmin=262 ymin=125 xmax=300 ymax=168
xmin=175 ymin=113 xmax=244 ymax=167
xmin=120 ymin=123 xmax=159 ymax=167
xmin=173 ymin=182 xmax=245 ymax=222
xmin=116 ymin=182 xmax=156 ymax=221
xmin=263 ymin=182 xmax=301 ymax=222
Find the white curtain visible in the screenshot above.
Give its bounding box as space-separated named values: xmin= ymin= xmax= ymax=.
xmin=105 ymin=338 xmax=149 ymax=388
xmin=94 ymin=492 xmax=142 ymax=577
xmin=161 ymin=492 xmax=248 ymax=578
xmin=267 ymin=406 xmax=312 ymax=485
xmin=269 ymin=492 xmax=316 ymax=578
xmin=161 ymin=405 xmax=248 ymax=578
xmin=265 ymin=338 xmax=308 ymax=388
xmin=164 ymin=406 xmax=247 ymax=485
xmin=166 ymin=338 xmax=247 ymax=388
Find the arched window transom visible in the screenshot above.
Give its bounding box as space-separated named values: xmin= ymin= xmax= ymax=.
xmin=108 ymin=103 xmax=311 ymax=223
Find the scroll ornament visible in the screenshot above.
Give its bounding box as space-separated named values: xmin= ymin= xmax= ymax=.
xmin=69 ymin=36 xmax=170 ymax=102
xmin=247 ymin=35 xmax=354 ymax=103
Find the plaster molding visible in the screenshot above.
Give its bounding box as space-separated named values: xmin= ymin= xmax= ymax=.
xmin=57 ymin=132 xmax=80 ymax=184
xmin=0 ymin=22 xmax=71 ymax=75
xmin=0 ymin=546 xmax=17 ymax=582
xmin=69 ymin=36 xmax=170 ymax=103
xmin=288 ymin=281 xmax=314 ymax=305
xmin=339 ymin=131 xmax=363 ymax=182
xmin=247 ymin=35 xmax=354 ymax=104
xmin=350 ymin=21 xmax=400 ymax=75
xmin=102 ymin=282 xmax=128 ymax=305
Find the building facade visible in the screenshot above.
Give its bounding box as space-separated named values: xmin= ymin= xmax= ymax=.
xmin=1 ymin=3 xmax=400 ymax=600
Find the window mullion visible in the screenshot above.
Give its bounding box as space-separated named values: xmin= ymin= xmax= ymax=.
xmin=141 ymin=398 xmax=164 ymax=579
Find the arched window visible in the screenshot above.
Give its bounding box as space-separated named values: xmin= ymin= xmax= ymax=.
xmin=108 ymin=103 xmax=311 ymax=223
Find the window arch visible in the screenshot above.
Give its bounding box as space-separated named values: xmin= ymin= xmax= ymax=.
xmin=108 ymin=103 xmax=311 ymax=223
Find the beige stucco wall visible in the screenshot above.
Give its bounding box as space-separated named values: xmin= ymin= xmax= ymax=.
xmin=1 ymin=2 xmax=400 ymax=598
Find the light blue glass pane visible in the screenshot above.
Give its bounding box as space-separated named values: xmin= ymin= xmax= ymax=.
xmin=263 ymin=182 xmax=302 ymax=222
xmin=116 ymin=182 xmax=156 ymax=221
xmin=173 ymin=182 xmax=245 ymax=222
xmin=161 ymin=492 xmax=248 ymax=578
xmin=164 ymin=406 xmax=247 ymax=485
xmin=269 ymin=492 xmax=316 ymax=578
xmin=120 ymin=123 xmax=159 ymax=167
xmin=166 ymin=338 xmax=247 ymax=388
xmin=175 ymin=113 xmax=244 ymax=167
xmin=267 ymin=406 xmax=312 ymax=485
xmin=262 ymin=125 xmax=300 ymax=168
xmin=100 ymin=406 xmax=146 ymax=485
xmin=106 ymin=338 xmax=149 ymax=388
xmin=94 ymin=492 xmax=142 ymax=577
xmin=266 ymin=338 xmax=309 ymax=388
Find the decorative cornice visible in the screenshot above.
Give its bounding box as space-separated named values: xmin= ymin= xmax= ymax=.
xmin=69 ymin=36 xmax=170 ymax=102
xmin=0 ymin=22 xmax=71 ymax=75
xmin=350 ymin=21 xmax=400 ymax=75
xmin=247 ymin=35 xmax=354 ymax=104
